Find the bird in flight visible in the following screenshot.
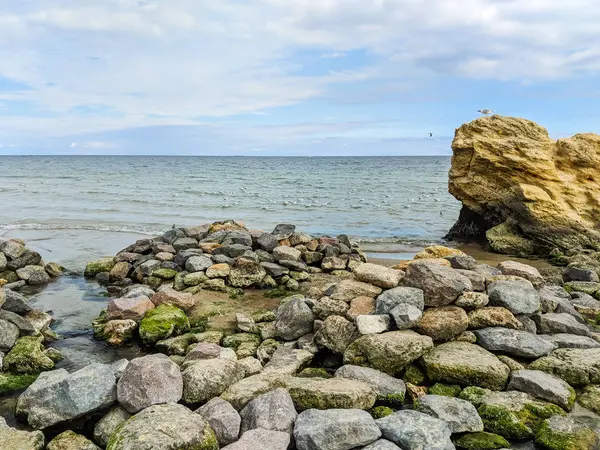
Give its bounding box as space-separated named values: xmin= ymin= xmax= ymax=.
xmin=429 ymin=133 xmax=433 ymax=137
xmin=477 ymin=109 xmax=494 ymax=115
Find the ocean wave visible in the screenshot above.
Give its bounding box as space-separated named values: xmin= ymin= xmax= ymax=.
xmin=351 ymin=236 xmax=445 ymax=247
xmin=0 ymin=223 xmax=160 ymax=235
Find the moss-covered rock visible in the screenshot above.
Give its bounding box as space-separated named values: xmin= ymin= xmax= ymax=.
xmin=145 ymin=276 xmax=163 ymax=291
xmin=152 ymin=268 xmax=178 ymax=280
xmin=3 ymin=336 xmax=54 ymax=374
xmin=370 ymin=406 xmax=394 ymax=419
xmin=535 ymin=415 xmax=598 ymax=450
xmin=84 ymin=258 xmax=116 ymax=278
xmin=429 ymin=382 xmax=462 ymax=397
xmin=403 ymin=363 xmax=426 ymax=385
xmin=222 ymin=333 xmax=261 ymax=358
xmin=453 ymin=431 xmax=509 ymax=450
xmin=486 ymin=222 xmax=535 ymax=256
xmin=47 ymin=430 xmax=99 ymax=450
xmin=528 ymin=348 xmax=600 ymax=387
xmin=138 ymin=304 xmax=190 ymax=346
xmin=0 ymin=372 xmax=39 ymax=394
xmin=459 ymin=387 xmax=566 ymax=440
xmin=578 ymin=385 xmax=600 ymax=414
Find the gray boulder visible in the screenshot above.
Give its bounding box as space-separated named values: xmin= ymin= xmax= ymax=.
xmin=528 ymin=347 xmax=600 ymax=387
xmin=446 ymin=254 xmax=477 ymax=270
xmin=275 ymin=297 xmax=315 ymax=341
xmin=498 ymin=261 xmax=544 ymax=287
xmin=273 ymin=246 xmax=302 ymax=262
xmin=389 ymin=303 xmax=423 ymax=330
xmin=363 ymin=440 xmax=402 ymax=450
xmin=544 ymin=333 xmax=600 ymax=349
xmin=222 ymin=429 xmax=290 ymax=450
xmin=507 ymin=369 xmax=576 ymax=411
xmin=330 ymin=279 xmax=382 ymax=302
xmin=487 ymin=279 xmax=540 ymax=315
xmin=312 ymin=296 xmax=349 ymax=320
xmin=17 ymin=363 xmax=117 ymax=429
xmin=257 ymin=233 xmax=279 ymax=252
xmin=182 ymin=358 xmax=245 ymax=403
xmin=376 ymin=410 xmax=454 ymax=450
xmin=93 ymin=406 xmax=131 ymax=448
xmin=375 ymin=286 xmax=425 ymax=314
xmin=196 ymin=398 xmax=241 ymax=447
xmin=404 ymin=261 xmax=472 ymax=307
xmin=185 ymin=255 xmax=213 ymax=272
xmin=535 ymin=313 xmax=591 ymax=337
xmin=262 ymin=346 xmax=313 ymax=375
xmin=474 ymin=327 xmax=557 ymax=358
xmin=0 ymin=309 xmax=36 ymax=335
xmin=335 ymin=365 xmax=406 ymax=402
xmin=294 ymin=408 xmax=381 ymax=450
xmin=414 ymin=394 xmax=484 ymax=433
xmin=2 ymin=288 xmax=33 ymax=314
xmin=314 ymin=315 xmax=358 ymax=354
xmin=0 ymin=319 xmax=19 ymax=352
xmin=117 ymin=354 xmax=183 ymax=413
xmin=240 ymin=388 xmax=297 ymax=434
xmin=564 ymin=266 xmax=600 ymax=282
xmin=355 ymin=315 xmax=391 ymax=335
xmin=105 ymin=403 xmax=218 ymax=450
xmin=260 ymin=262 xmax=289 ymax=277
xmin=273 ymin=224 xmax=296 ymax=240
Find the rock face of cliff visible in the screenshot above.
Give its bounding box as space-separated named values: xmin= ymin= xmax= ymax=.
xmin=446 ymin=115 xmax=600 ymax=256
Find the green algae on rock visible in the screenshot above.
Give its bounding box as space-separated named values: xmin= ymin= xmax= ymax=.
xmin=535 ymin=415 xmax=598 ymax=450
xmin=84 ymin=258 xmax=116 ymax=278
xmin=222 ymin=333 xmax=261 ymax=358
xmin=528 ymin=348 xmax=600 ymax=387
xmin=370 ymin=406 xmax=394 ymax=419
xmin=577 ymin=385 xmax=600 ymax=414
xmin=453 ymin=431 xmax=509 ymax=450
xmin=429 ymin=382 xmax=462 ymax=397
xmin=459 ymin=387 xmax=565 ymax=440
xmin=0 ymin=373 xmax=39 ymax=394
xmin=47 ymin=430 xmax=100 ymax=450
xmin=138 ymin=304 xmax=190 ymax=345
xmin=403 ymin=363 xmax=426 ymax=385
xmin=3 ymin=336 xmax=55 ymax=374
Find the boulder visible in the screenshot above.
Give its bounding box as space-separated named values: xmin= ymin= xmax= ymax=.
xmin=404 ymin=261 xmax=472 ymax=307
xmin=294 ymin=409 xmax=381 ymax=450
xmin=414 ymin=394 xmax=484 ymax=433
xmin=16 ymin=266 xmax=50 ymax=285
xmin=473 ymin=327 xmax=557 ymax=358
xmin=263 ymin=346 xmax=313 ymax=375
xmin=240 ymin=388 xmax=297 ymax=434
xmin=460 ymin=387 xmax=565 ymax=440
xmin=150 ymin=287 xmax=194 ymax=310
xmin=196 ymin=398 xmax=241 ymax=447
xmin=355 ymin=315 xmax=391 ymax=335
xmin=47 ymin=430 xmax=100 ymax=450
xmin=487 ymin=279 xmax=540 ymax=315
xmin=257 ymin=233 xmax=279 ymax=252
xmin=545 ymin=333 xmax=600 ymax=349
xmin=507 ymin=369 xmax=575 ymax=411
xmin=452 ymin=432 xmax=508 ymax=450
xmin=107 ymin=294 xmax=154 ymax=322
xmin=273 ymin=246 xmax=302 ymax=262
xmin=455 ymin=269 xmax=486 ymax=291
xmin=84 ymin=258 xmax=116 ymax=277
xmin=376 ymin=410 xmax=454 ymax=450
xmin=312 ymin=297 xmax=349 ymax=320
xmin=416 ymin=306 xmax=468 ymax=341
xmin=455 ymin=291 xmax=489 ymax=309
xmin=221 ymin=429 xmax=290 ymax=450
xmin=314 ymin=315 xmax=358 ymax=354
xmin=362 ymin=440 xmax=402 ymax=450
xmin=272 ymin=224 xmax=296 ymax=240
xmin=564 ymin=266 xmax=599 ymax=283
xmin=346 ymin=296 xmax=375 ymax=319
xmin=0 ymin=319 xmax=19 ymax=352
xmin=3 ymin=335 xmax=54 ymax=374
xmin=335 ymin=365 xmax=406 ymax=403
xmin=535 ymin=415 xmax=598 ymax=450
xmin=286 ymin=376 xmax=377 ymax=411
xmin=94 ymin=406 xmax=131 ymax=448
xmin=578 ymin=385 xmax=600 ymax=414
xmin=497 ymin=261 xmax=544 ymax=287
xmin=228 ymin=259 xmax=267 ymax=288
xmin=446 ymin=115 xmax=600 ymax=255
xmin=330 ymin=279 xmax=382 ymax=302
xmin=117 ymin=354 xmax=183 ymax=413
xmin=182 ymin=358 xmax=245 ymax=403
xmin=2 ymin=288 xmax=32 ymax=314
xmin=138 ymin=304 xmax=189 ymax=345
xmin=0 ymin=416 xmax=45 ymax=450
xmin=97 ymin=319 xmax=137 ymax=346
xmin=467 ymin=307 xmax=520 ymax=329
xmin=353 ymin=263 xmax=404 ymax=289
xmin=17 ymin=363 xmax=117 ymax=429
xmin=206 ymin=263 xmax=231 ymax=278
xmin=375 ymin=287 xmax=424 ymax=314
xmin=106 ymin=403 xmax=218 ymax=450
xmin=343 ymin=330 xmax=433 ymax=376
xmin=528 ymin=347 xmax=600 ymax=386
xmin=535 ymin=313 xmax=591 ymax=337
xmin=275 ymin=297 xmax=315 ymax=341
xmin=388 ymin=304 xmax=422 ymax=330
xmin=421 ymin=341 xmax=510 ymax=390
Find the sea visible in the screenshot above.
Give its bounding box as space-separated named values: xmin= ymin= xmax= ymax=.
xmin=0 ymin=155 xmax=461 ymax=421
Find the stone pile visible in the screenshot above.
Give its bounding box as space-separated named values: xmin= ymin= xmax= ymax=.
xmin=0 ymin=237 xmax=62 ymax=290
xmin=6 ymin=244 xmax=600 ymax=449
xmin=84 ymin=220 xmax=366 ymax=296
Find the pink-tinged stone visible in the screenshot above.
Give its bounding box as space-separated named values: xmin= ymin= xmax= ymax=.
xmin=151 ymin=287 xmax=195 ymax=310
xmin=108 ymin=295 xmax=155 ymax=322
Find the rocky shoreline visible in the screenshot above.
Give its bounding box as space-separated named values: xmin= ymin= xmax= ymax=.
xmin=2 ymin=220 xmax=600 ymax=449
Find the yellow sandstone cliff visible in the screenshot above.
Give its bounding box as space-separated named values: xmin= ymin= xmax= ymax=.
xmin=446 ymin=115 xmax=600 ymax=255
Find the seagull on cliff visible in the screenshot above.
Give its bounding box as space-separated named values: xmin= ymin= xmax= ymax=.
xmin=477 ymin=109 xmax=494 ymax=115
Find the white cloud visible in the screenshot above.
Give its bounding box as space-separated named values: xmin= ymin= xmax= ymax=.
xmin=0 ymin=0 xmax=599 ymax=140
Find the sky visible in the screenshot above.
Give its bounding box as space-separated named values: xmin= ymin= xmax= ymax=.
xmin=1 ymin=0 xmax=600 ymax=155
